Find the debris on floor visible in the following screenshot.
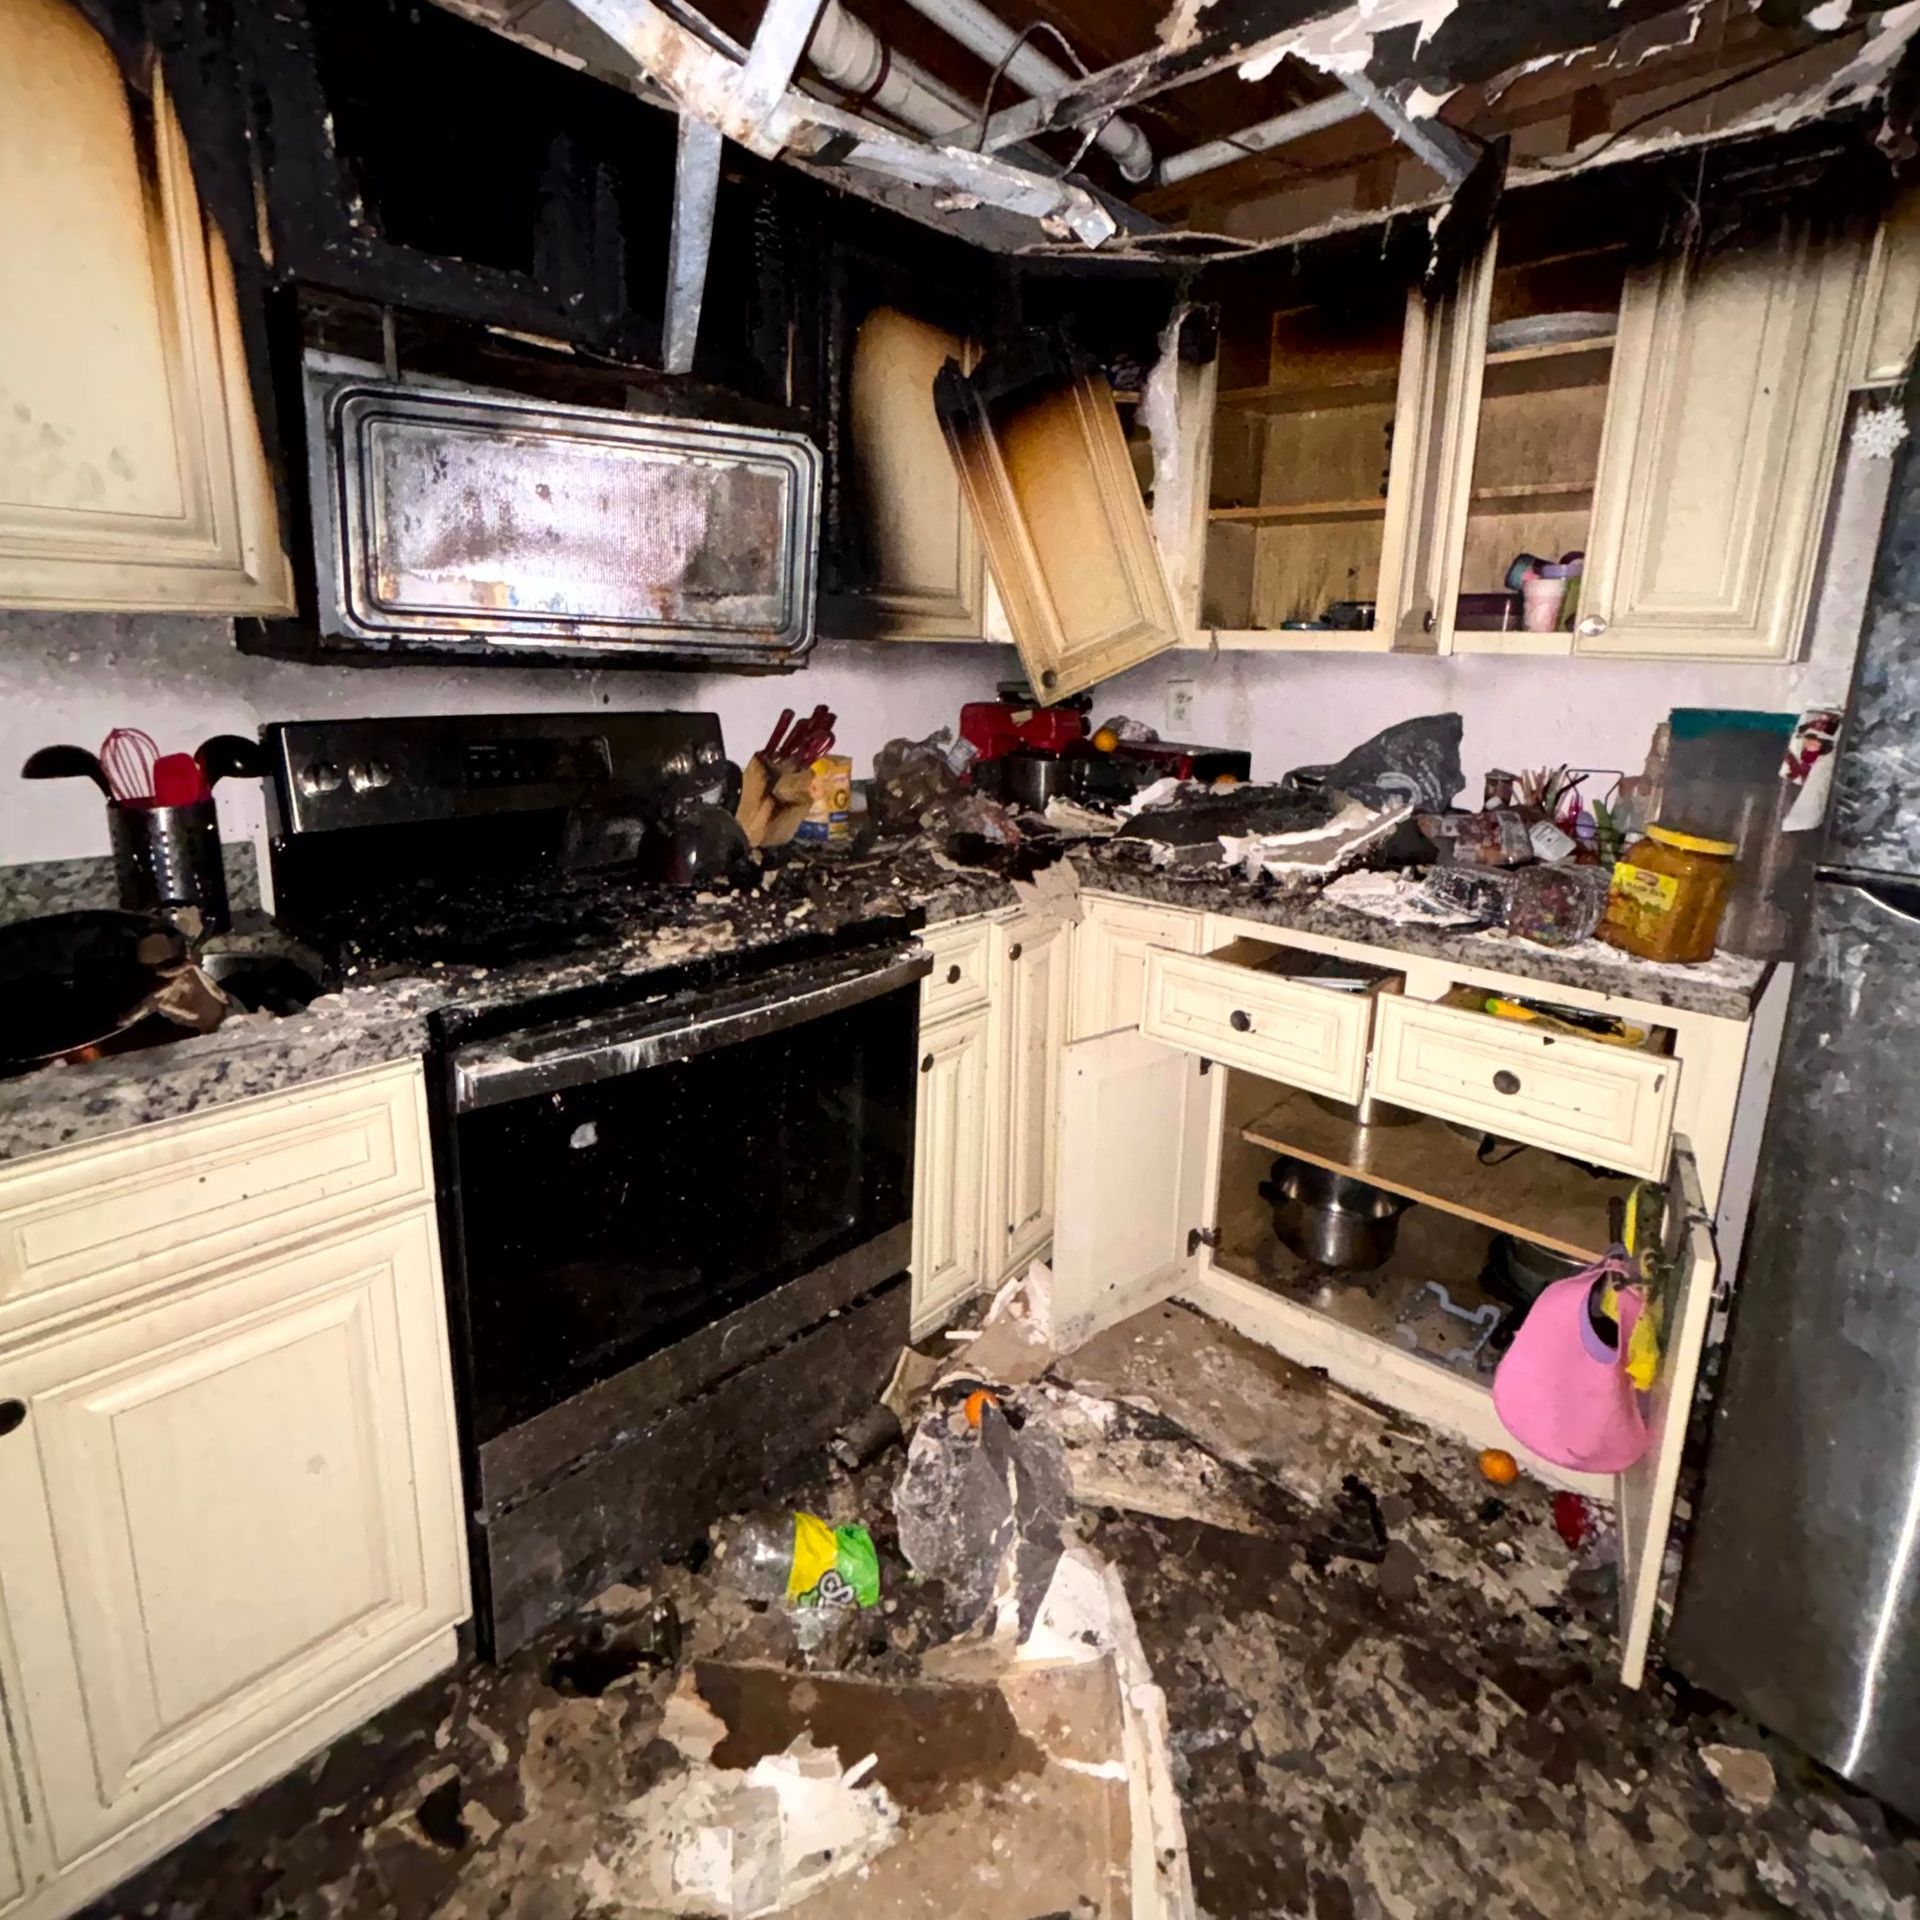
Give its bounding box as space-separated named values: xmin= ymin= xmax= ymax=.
xmin=82 ymin=1299 xmax=1920 ymax=1920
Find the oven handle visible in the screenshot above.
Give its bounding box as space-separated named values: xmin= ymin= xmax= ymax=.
xmin=451 ymin=946 xmax=933 ymax=1112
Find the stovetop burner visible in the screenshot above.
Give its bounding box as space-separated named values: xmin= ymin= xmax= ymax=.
xmin=310 ymin=870 xmax=653 ymax=970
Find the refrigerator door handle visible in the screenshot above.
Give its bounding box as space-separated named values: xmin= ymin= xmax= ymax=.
xmin=1824 ymin=870 xmax=1920 ymax=928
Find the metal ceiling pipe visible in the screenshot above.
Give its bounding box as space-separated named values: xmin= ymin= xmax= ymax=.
xmin=1155 ymin=90 xmax=1369 ymax=187
xmin=805 ymin=0 xmax=980 ymax=142
xmin=887 ymin=0 xmax=1154 ymax=182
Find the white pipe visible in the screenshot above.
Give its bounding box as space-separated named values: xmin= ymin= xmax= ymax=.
xmin=889 ymin=0 xmax=1154 ymax=183
xmin=806 ymin=0 xmax=978 ymax=142
xmin=1156 ymin=91 xmax=1368 ymax=187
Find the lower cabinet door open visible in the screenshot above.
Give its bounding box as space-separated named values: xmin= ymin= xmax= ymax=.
xmin=1050 ymin=1028 xmax=1213 ymax=1351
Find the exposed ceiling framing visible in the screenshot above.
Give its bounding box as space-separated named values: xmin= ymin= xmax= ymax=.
xmin=437 ymin=0 xmax=1920 ymax=358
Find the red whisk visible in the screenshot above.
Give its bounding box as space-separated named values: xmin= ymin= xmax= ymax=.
xmin=100 ymin=728 xmax=158 ymax=805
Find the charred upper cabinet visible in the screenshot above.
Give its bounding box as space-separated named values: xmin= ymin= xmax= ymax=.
xmin=844 ymin=309 xmax=987 ymax=640
xmin=0 ymin=0 xmax=291 ymax=613
xmin=935 ymin=340 xmax=1183 ymax=701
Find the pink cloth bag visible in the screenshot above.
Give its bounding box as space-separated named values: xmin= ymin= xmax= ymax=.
xmin=1492 ymin=1262 xmax=1650 ymax=1473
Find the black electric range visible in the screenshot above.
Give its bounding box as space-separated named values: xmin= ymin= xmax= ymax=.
xmin=264 ymin=712 xmax=926 ymax=1655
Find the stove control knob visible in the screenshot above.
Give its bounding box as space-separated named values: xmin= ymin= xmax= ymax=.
xmin=300 ymin=760 xmax=344 ymax=796
xmin=697 ymin=742 xmax=722 ymax=766
xmin=665 ymin=748 xmax=695 ymax=777
xmin=348 ymin=760 xmax=393 ymax=793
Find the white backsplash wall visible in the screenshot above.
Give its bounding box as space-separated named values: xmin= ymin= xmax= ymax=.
xmin=1 ymin=430 xmax=1894 ymax=872
xmin=1097 ymin=427 xmax=1895 ymax=796
xmin=0 ymin=618 xmax=1008 ymax=868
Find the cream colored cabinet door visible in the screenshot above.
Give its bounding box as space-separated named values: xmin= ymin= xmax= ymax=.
xmin=992 ymin=917 xmax=1070 ymax=1280
xmin=1069 ymin=898 xmax=1203 ymax=1042
xmin=848 ymin=309 xmax=984 ymax=638
xmin=1575 ymin=221 xmax=1866 ymax=661
xmin=1616 ymin=1141 xmax=1718 ymax=1690
xmin=1051 ymin=1029 xmax=1212 ymax=1352
xmin=0 ymin=1211 xmax=465 ymax=1873
xmin=1375 ymin=248 xmax=1496 ymax=656
xmin=910 ymin=1008 xmax=991 ymax=1335
xmin=0 ymin=1756 xmax=23 ymax=1915
xmin=0 ymin=0 xmax=291 ymax=613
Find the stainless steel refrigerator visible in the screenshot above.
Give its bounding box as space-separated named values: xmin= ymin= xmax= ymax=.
xmin=1668 ymin=417 xmax=1920 ymax=1816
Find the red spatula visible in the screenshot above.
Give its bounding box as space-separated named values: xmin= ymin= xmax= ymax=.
xmin=153 ymin=752 xmax=209 ymax=807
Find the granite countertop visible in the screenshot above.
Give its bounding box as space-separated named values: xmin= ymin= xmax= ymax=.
xmin=1070 ymin=850 xmax=1771 ymax=1021
xmin=0 ymin=841 xmax=1017 ymax=1166
xmin=0 ymin=834 xmax=1765 ymax=1166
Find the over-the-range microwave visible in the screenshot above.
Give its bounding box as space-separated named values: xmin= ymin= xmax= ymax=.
xmin=300 ymin=356 xmax=821 ymax=670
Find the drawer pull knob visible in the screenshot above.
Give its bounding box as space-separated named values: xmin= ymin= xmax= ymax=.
xmin=921 ymin=1053 xmax=934 ymax=1074
xmin=946 ymin=964 xmax=962 ymax=984
xmin=1230 ymin=1010 xmax=1253 ymax=1033
xmin=0 ymin=1400 xmax=24 ymax=1437
xmin=1493 ymin=1069 xmax=1521 ymax=1095
xmin=1008 ymin=942 xmax=1023 ymax=961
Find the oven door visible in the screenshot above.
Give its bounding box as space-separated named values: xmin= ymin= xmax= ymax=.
xmin=446 ymin=946 xmax=927 ymax=1443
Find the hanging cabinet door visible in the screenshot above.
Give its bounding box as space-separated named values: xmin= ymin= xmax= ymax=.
xmin=993 ymin=917 xmax=1071 ymax=1280
xmin=1615 ymin=1138 xmax=1719 ymax=1689
xmin=0 ymin=0 xmax=291 ymax=613
xmin=1575 ymin=221 xmax=1866 ymax=662
xmin=1376 ymin=244 xmax=1496 ymax=656
xmin=847 ymin=309 xmax=985 ymax=638
xmin=937 ymin=345 xmax=1182 ymax=701
xmin=1051 ymin=1029 xmax=1213 ymax=1351
xmin=0 ymin=1212 xmax=465 ymax=1871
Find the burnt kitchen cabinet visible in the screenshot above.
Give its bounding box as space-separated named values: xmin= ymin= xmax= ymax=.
xmin=231 ymin=0 xmax=821 ymax=408
xmin=819 ymin=227 xmax=999 ymax=624
xmin=0 ymin=0 xmax=291 ymax=613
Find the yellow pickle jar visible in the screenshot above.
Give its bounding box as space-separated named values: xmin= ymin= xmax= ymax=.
xmin=1600 ymin=824 xmax=1738 ymax=964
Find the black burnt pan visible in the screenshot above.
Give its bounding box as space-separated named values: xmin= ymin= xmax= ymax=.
xmin=0 ymin=909 xmax=184 ymax=1073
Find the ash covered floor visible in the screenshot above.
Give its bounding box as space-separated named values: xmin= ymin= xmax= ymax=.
xmin=86 ymin=1304 xmax=1919 ymax=1920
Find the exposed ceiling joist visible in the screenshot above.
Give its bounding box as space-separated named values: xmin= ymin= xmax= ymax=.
xmin=556 ymin=0 xmax=1119 ymax=243
xmin=1337 ymin=71 xmax=1480 ymax=186
xmin=664 ymin=112 xmax=724 ymax=370
xmin=977 ymin=4 xmax=1349 ymax=156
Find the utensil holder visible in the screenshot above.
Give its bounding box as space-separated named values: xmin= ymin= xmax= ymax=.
xmin=109 ymin=800 xmax=229 ymax=934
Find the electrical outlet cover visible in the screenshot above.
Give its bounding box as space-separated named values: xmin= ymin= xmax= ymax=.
xmin=1168 ymin=679 xmax=1195 ymax=729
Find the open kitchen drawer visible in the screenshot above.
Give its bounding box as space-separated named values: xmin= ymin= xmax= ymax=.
xmin=1141 ymin=936 xmax=1402 ymax=1102
xmin=1370 ymin=986 xmax=1680 ymax=1179
xmin=1052 ymin=1024 xmax=1718 ymax=1688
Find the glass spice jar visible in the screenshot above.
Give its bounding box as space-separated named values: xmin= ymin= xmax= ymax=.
xmin=1600 ymin=823 xmax=1738 ymax=963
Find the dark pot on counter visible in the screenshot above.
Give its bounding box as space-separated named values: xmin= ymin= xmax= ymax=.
xmin=978 ymin=748 xmax=1079 ymax=812
xmin=1259 ymin=1156 xmax=1412 ymax=1272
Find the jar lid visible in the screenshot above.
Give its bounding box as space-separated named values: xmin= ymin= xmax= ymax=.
xmin=1648 ymin=823 xmax=1737 ymax=856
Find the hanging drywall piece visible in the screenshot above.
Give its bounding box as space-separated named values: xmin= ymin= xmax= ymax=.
xmin=936 ymin=338 xmax=1183 ymax=703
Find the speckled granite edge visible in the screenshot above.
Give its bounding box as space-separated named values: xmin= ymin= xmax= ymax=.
xmin=0 ymin=844 xmax=262 ymax=922
xmin=0 ymin=840 xmax=1765 ymax=1168
xmin=0 ymin=991 xmax=432 ymax=1165
xmin=1070 ymin=856 xmax=1770 ymax=1020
